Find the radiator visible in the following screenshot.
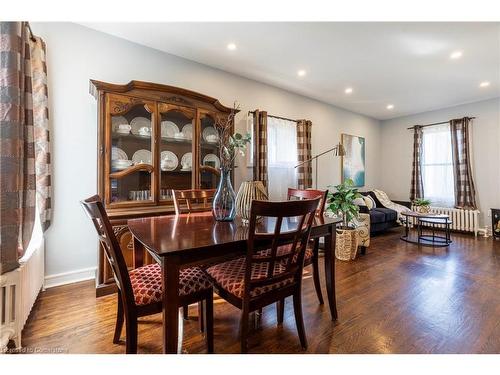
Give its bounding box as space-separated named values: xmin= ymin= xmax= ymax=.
xmin=411 ymin=205 xmax=480 ymax=236
xmin=0 ymin=238 xmax=44 ymax=351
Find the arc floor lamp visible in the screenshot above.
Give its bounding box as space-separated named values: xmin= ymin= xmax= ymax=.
xmin=294 ymin=142 xmax=346 ymax=189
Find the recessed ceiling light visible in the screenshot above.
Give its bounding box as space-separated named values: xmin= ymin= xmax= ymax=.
xmin=386 ymin=104 xmax=394 ymax=110
xmin=479 ymin=81 xmax=491 ymax=88
xmin=344 ymin=87 xmax=353 ymax=94
xmin=227 ymin=43 xmax=237 ymax=51
xmin=450 ymin=50 xmax=463 ymax=59
xmin=297 ymin=69 xmax=306 ymax=77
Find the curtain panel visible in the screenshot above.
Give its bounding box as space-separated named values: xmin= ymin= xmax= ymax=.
xmin=0 ymin=22 xmax=36 ymax=273
xmin=450 ymin=117 xmax=477 ymax=209
xmin=0 ymin=22 xmax=51 ymax=274
xmin=30 ymin=37 xmax=52 ymax=231
xmin=409 ymin=126 xmax=424 ymax=201
xmin=252 ymin=110 xmax=268 ymax=188
xmin=296 ymin=119 xmax=312 ymax=189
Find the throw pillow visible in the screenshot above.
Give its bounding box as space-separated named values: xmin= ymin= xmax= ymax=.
xmin=363 ymin=195 xmax=376 ymax=210
xmin=353 ymin=197 xmax=366 ymax=207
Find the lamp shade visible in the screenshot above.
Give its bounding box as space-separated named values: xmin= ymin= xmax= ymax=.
xmin=334 ymin=143 xmax=346 ymax=156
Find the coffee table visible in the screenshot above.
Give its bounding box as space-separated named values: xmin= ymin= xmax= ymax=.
xmin=401 ymin=211 xmax=452 ymax=247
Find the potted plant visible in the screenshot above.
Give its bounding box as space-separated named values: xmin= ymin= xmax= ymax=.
xmin=326 ymin=179 xmax=362 ymax=261
xmin=413 ymin=198 xmax=431 ymax=214
xmin=212 ymin=103 xmax=251 ymax=221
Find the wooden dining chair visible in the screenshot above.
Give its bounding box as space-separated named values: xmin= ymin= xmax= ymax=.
xmin=81 ymin=195 xmax=214 ymax=354
xmin=172 ymin=189 xmax=216 ymax=215
xmin=205 ymin=198 xmax=321 ymax=352
xmin=172 ymin=188 xmax=216 ymax=323
xmin=286 ymin=188 xmax=328 ymax=307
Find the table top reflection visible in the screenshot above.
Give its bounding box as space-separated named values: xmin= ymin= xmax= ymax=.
xmin=128 ymin=211 xmax=341 ymax=257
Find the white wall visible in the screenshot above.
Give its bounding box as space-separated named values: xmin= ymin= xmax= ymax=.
xmin=379 ymin=98 xmax=500 ymax=225
xmin=31 ymin=22 xmax=381 ymax=282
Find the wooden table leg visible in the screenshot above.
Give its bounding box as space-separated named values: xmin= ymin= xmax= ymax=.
xmin=162 ymin=257 xmax=181 ymax=354
xmin=133 ymin=237 xmax=144 ymax=268
xmin=323 ymin=225 xmax=338 ymax=321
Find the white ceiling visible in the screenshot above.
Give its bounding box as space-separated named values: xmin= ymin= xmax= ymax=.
xmin=82 ymin=22 xmax=500 ymax=120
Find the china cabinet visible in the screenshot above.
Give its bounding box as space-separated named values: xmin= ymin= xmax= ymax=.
xmin=90 ymin=80 xmax=236 ymax=296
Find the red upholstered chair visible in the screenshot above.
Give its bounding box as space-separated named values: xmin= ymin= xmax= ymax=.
xmin=286 ymin=188 xmax=328 ymax=306
xmin=205 ymin=198 xmax=320 ymax=352
xmin=81 ymin=195 xmax=214 ymax=354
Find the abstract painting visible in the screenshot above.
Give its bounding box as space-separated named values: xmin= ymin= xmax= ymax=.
xmin=341 ymin=133 xmax=365 ymax=187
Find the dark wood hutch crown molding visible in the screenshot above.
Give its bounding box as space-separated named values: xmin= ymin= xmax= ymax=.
xmin=89 ymin=79 xmax=237 ymax=114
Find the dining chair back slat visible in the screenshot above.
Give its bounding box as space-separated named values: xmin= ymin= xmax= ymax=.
xmin=287 ymin=188 xmax=328 ymax=217
xmin=244 ymin=198 xmax=320 ymax=298
xmin=80 ymin=195 xmax=134 ymax=305
xmin=172 ymin=189 xmax=216 ymax=215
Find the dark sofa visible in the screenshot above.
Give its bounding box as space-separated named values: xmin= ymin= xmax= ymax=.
xmin=358 ymin=191 xmax=401 ymax=234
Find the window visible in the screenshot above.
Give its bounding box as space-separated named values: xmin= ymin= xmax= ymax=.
xmin=267 ymin=117 xmax=298 ymax=200
xmin=421 ymin=124 xmax=455 ymax=207
xmin=248 ymin=115 xmax=298 ymax=200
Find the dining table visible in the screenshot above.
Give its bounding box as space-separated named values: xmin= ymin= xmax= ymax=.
xmin=128 ymin=211 xmax=341 ymax=353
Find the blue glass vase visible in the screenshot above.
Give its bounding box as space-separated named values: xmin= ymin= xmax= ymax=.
xmin=212 ymin=168 xmax=236 ymax=221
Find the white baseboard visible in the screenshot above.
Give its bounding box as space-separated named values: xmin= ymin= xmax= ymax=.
xmin=44 ymin=267 xmax=96 ymax=289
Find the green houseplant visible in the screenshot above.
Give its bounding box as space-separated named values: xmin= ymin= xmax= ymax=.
xmin=413 ymin=198 xmax=431 ymax=213
xmin=326 ymin=178 xmax=362 ymax=229
xmin=326 ymin=179 xmax=362 ymax=261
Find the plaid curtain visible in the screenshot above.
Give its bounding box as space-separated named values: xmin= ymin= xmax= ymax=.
xmin=409 ymin=125 xmax=424 ymax=201
xmin=450 ymin=117 xmax=477 ymax=209
xmin=252 ymin=110 xmax=268 ymax=188
xmin=296 ymin=119 xmax=312 ymax=189
xmin=0 ymin=22 xmax=36 ymax=274
xmin=30 ymin=37 xmax=52 ymax=231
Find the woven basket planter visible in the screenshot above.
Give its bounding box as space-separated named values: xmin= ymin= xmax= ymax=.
xmin=335 ymin=228 xmax=358 ymax=261
xmin=415 ymin=205 xmax=431 ymax=214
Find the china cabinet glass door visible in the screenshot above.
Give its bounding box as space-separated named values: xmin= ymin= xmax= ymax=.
xmin=106 ymin=94 xmax=155 ymax=206
xmin=158 ymin=103 xmax=195 ymax=202
xmin=198 ymin=111 xmax=221 ymax=189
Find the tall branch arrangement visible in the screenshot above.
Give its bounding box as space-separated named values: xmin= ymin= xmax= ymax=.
xmin=214 ymin=103 xmax=251 ymax=171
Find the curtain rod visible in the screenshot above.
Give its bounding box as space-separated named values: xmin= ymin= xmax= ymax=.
xmin=26 ymin=22 xmax=37 ymax=42
xmin=407 ymin=116 xmax=475 ymax=130
xmin=247 ymin=110 xmax=297 ymax=123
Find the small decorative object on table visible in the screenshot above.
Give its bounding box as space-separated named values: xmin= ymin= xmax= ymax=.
xmin=212 ymin=103 xmax=251 ymax=221
xmin=327 ymin=178 xmax=362 ymax=261
xmin=235 ymin=181 xmax=268 ymax=224
xmin=413 ymin=198 xmax=431 ymax=214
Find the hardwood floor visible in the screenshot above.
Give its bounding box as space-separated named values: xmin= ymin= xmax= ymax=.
xmin=22 ymin=228 xmax=500 ymax=354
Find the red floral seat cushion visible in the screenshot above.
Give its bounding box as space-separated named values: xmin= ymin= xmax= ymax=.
xmin=205 ymin=257 xmax=295 ymax=299
xmin=129 ymin=264 xmax=212 ymax=306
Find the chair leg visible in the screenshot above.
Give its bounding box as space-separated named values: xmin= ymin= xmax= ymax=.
xmin=113 ymin=293 xmax=124 ymax=344
xmin=178 ymin=308 xmax=184 ymax=354
xmin=125 ymin=313 xmax=138 ymax=354
xmin=183 ymin=305 xmax=189 ymax=320
xmin=277 ymin=298 xmax=285 ymax=324
xmin=204 ymin=293 xmax=214 ymax=353
xmin=311 ymin=246 xmax=324 ymax=304
xmin=240 ymin=309 xmax=249 ymax=353
xmin=360 ymin=246 xmax=367 ymax=255
xmin=292 ymin=291 xmax=308 ymax=350
xmin=198 ymin=301 xmax=205 ymax=333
